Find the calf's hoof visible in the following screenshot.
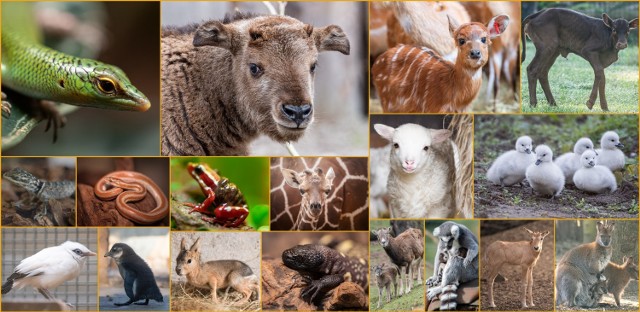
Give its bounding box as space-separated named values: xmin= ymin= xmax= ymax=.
xmin=586 ymin=100 xmax=595 ymax=110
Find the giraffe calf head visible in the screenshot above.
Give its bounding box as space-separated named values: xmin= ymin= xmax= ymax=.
xmin=282 ymin=167 xmax=336 ymax=217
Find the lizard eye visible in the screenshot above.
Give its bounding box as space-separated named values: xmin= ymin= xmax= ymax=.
xmin=97 ymin=78 xmax=117 ymax=94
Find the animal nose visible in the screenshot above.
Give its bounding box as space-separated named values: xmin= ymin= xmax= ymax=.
xmin=616 ymin=42 xmax=628 ymax=50
xmin=469 ymin=50 xmax=481 ymax=59
xmin=282 ymin=104 xmax=312 ymax=127
xmin=310 ymin=203 xmax=322 ymax=211
xmin=534 ymin=246 xmax=539 ymax=251
xmin=405 ymin=160 xmax=415 ymax=165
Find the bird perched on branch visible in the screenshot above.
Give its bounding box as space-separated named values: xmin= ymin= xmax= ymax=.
xmin=1 ymin=241 xmax=96 ymax=305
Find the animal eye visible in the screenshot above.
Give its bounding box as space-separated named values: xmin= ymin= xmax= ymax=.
xmin=187 ymin=259 xmax=192 ymax=264
xmin=393 ymin=143 xmax=399 ymax=149
xmin=300 ymin=189 xmax=306 ymax=195
xmin=611 ymin=139 xmax=615 ymax=142
xmin=324 ymin=189 xmax=330 ymax=195
xmin=310 ymin=62 xmax=318 ymax=74
xmin=74 ymin=249 xmax=82 ymax=255
xmin=543 ymin=154 xmax=546 ymax=157
xmin=249 ymin=63 xmax=263 ymax=77
xmin=423 ymin=146 xmax=429 ymax=151
xmin=458 ymin=38 xmax=465 ymax=45
xmin=481 ymin=37 xmax=487 ymax=43
xmin=97 ymin=78 xmax=116 ymax=94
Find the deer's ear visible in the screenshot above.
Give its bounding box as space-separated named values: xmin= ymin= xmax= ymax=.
xmin=282 ymin=169 xmax=301 ymax=188
xmin=374 ymin=124 xmax=395 ymax=141
xmin=313 ymin=25 xmax=350 ymax=55
xmin=487 ymin=14 xmax=510 ymax=39
xmin=542 ymin=231 xmax=551 ymax=238
xmin=629 ymin=18 xmax=639 ymax=30
xmin=602 ymin=13 xmax=614 ymax=29
xmin=524 ymin=227 xmax=534 ymax=235
xmin=448 ymin=15 xmax=459 ymax=38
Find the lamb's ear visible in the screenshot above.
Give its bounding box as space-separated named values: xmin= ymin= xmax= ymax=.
xmin=190 ymin=237 xmax=201 ymax=253
xmin=629 ymin=18 xmax=639 ymax=30
xmin=374 ymin=124 xmax=396 ymax=141
xmin=602 ymin=13 xmax=614 ymax=29
xmin=313 ymin=25 xmax=350 ymax=55
xmin=487 ymin=14 xmax=510 ymax=39
xmin=431 ymin=129 xmax=452 ymax=144
xmin=282 ymin=169 xmax=301 ymax=188
xmin=193 ymin=21 xmax=235 ymax=51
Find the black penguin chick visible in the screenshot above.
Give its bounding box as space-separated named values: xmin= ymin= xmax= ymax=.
xmin=104 ymin=243 xmax=164 ymax=306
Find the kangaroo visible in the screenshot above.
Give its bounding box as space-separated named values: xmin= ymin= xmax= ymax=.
xmin=175 ymin=237 xmax=259 ymax=304
xmin=603 ymin=256 xmax=639 ymax=307
xmin=556 ymin=220 xmax=615 ymax=307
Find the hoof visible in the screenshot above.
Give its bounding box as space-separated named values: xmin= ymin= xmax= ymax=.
xmin=586 ymin=100 xmax=595 ymax=110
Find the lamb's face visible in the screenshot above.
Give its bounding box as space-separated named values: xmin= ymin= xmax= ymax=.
xmin=601 ymin=131 xmax=624 ymax=150
xmin=534 ymin=145 xmax=553 ymax=165
xmin=515 ymin=136 xmax=533 ymax=154
xmin=580 ymin=150 xmax=597 ymax=168
xmin=574 ymin=138 xmax=595 ymax=155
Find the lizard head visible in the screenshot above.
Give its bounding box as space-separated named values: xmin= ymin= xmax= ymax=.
xmin=2 ymin=168 xmax=41 ymax=193
xmin=282 ymin=244 xmax=327 ymax=272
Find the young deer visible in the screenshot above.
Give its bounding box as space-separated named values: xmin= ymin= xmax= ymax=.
xmin=281 ymin=167 xmax=335 ymax=230
xmin=372 ymin=14 xmax=509 ymax=113
xmin=603 ymin=256 xmax=639 ymax=307
xmin=373 ymin=262 xmax=400 ymax=308
xmin=484 ymin=228 xmax=550 ymax=308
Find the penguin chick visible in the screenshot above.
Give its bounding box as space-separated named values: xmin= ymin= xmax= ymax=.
xmin=486 ymin=136 xmax=536 ymax=186
xmin=596 ymin=131 xmax=625 ymax=171
xmin=555 ymin=137 xmax=596 ymax=184
xmin=573 ymin=150 xmax=617 ymax=194
xmin=104 ymin=243 xmax=163 ymax=306
xmin=526 ymin=145 xmax=564 ymax=198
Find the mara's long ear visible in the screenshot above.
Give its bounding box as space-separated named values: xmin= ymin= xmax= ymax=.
xmin=193 ymin=21 xmax=237 ymax=51
xmin=602 ymin=13 xmax=614 ymax=29
xmin=180 ymin=238 xmax=187 ymax=251
xmin=431 ymin=129 xmax=452 ymax=144
xmin=629 ymin=18 xmax=639 ymax=29
xmin=487 ymin=14 xmax=510 ymax=39
xmin=313 ymin=25 xmax=350 ymax=55
xmin=282 ymin=168 xmax=301 ymax=188
xmin=190 ymin=237 xmax=201 ymax=253
xmin=374 ymin=123 xmax=395 ymax=142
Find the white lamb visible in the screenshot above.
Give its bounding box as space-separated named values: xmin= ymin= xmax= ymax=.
xmin=525 ymin=145 xmax=564 ymax=198
xmin=554 ymin=138 xmax=596 ymax=184
xmin=374 ymin=123 xmax=459 ymax=218
xmin=486 ymin=136 xmax=536 ymax=186
xmin=573 ymin=150 xmax=617 ymax=193
xmin=596 ymin=131 xmax=625 ymax=171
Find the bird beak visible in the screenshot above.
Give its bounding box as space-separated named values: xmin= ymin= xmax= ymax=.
xmin=525 ymin=149 xmax=531 ymax=154
xmin=85 ymin=251 xmax=97 ymax=256
xmin=616 ymin=143 xmax=624 ymax=148
xmin=535 ymin=159 xmax=542 ymax=166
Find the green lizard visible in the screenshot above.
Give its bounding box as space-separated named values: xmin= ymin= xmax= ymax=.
xmin=1 ymin=3 xmax=150 ymax=143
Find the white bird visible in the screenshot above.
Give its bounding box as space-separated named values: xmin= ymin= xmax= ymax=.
xmin=486 ymin=135 xmax=536 ymax=186
xmin=2 ymin=241 xmax=96 ymax=302
xmin=526 ymin=145 xmax=564 ymax=198
xmin=573 ymin=150 xmax=617 ymax=193
xmin=555 ymin=137 xmax=596 ymax=184
xmin=596 ymin=131 xmax=625 ymax=171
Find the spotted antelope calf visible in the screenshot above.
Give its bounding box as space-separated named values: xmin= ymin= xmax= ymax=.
xmin=372 ymin=14 xmax=510 ymax=113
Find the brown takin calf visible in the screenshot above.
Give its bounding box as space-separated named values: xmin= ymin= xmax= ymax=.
xmin=372 ymin=15 xmax=509 ymax=113
xmin=603 ymin=256 xmax=639 ymax=307
xmin=161 ymin=12 xmax=350 ymax=155
xmin=175 ymin=238 xmax=259 ymax=304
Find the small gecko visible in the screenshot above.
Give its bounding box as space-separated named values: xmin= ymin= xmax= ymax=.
xmin=3 ymin=167 xmax=75 ymax=208
xmin=282 ymin=244 xmax=368 ymax=304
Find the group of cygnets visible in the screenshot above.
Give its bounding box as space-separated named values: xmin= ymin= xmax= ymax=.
xmin=486 ymin=131 xmax=625 ymax=198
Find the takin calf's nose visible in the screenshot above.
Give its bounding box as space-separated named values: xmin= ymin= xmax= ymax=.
xmin=282 ymin=104 xmax=313 ymax=127
xmin=469 ymin=50 xmax=482 ymax=59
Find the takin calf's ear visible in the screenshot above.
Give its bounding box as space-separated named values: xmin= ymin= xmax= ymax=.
xmin=193 ymin=21 xmax=235 ymax=51
xmin=313 ymin=25 xmax=350 ymax=55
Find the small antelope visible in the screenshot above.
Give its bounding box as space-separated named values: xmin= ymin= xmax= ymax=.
xmin=603 ymin=256 xmax=639 ymax=307
xmin=372 ymin=14 xmax=509 ymax=113
xmin=484 ymin=228 xmax=550 ymax=308
xmin=281 ymin=167 xmax=335 ymax=230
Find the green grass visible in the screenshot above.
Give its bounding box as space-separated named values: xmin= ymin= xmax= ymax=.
xmin=370 ymin=282 xmax=424 ymax=311
xmin=522 ymin=41 xmax=638 ymax=113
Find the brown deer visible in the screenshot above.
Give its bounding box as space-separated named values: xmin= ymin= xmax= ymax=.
xmin=484 ymin=228 xmax=550 ymax=308
xmin=603 ymin=256 xmax=639 ymax=307
xmin=281 ymin=167 xmax=335 ymax=230
xmin=372 ymin=14 xmax=509 ymax=113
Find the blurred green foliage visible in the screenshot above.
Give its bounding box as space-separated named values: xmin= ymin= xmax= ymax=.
xmin=170 ymin=157 xmax=270 ymax=230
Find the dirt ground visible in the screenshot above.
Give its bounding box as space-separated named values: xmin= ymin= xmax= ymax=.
xmin=480 ymin=221 xmax=554 ymax=311
xmin=474 ymin=164 xmax=638 ymax=218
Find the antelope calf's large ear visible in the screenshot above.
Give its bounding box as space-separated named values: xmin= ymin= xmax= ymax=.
xmin=313 ymin=25 xmax=350 ymax=55
xmin=487 ymin=14 xmax=510 ymax=38
xmin=448 ymin=15 xmax=460 ymax=38
xmin=193 ymin=21 xmax=235 ymax=51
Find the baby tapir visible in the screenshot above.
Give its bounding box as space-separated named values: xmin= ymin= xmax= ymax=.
xmin=176 ymin=237 xmax=259 ymax=304
xmin=104 ymin=243 xmax=164 ymax=306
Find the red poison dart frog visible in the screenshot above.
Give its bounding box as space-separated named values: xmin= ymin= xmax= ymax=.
xmin=183 ymin=163 xmax=249 ymax=227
